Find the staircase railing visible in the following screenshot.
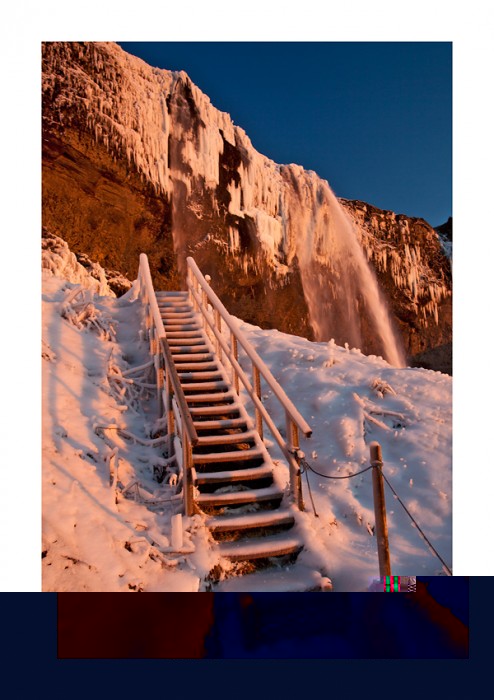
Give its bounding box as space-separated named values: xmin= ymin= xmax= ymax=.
xmin=186 ymin=256 xmax=312 ymax=509
xmin=137 ymin=254 xmax=198 ymax=515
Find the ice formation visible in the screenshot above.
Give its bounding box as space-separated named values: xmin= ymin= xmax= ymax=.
xmin=42 ymin=42 xmax=450 ymax=366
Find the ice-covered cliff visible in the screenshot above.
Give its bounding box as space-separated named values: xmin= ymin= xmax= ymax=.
xmin=42 ymin=41 xmax=451 ymax=371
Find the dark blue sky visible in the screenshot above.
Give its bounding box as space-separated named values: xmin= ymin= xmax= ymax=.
xmin=118 ymin=42 xmax=452 ymax=227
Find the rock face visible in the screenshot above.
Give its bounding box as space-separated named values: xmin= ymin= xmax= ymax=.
xmin=42 ymin=41 xmax=452 ymax=372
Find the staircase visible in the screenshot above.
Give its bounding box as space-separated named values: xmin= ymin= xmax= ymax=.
xmin=138 ymin=255 xmax=324 ymax=590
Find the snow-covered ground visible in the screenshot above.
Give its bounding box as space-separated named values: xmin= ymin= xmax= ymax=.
xmin=40 ymin=243 xmax=452 ymax=592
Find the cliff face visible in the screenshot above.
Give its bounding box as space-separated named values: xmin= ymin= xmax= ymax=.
xmin=42 ymin=42 xmax=452 ymax=372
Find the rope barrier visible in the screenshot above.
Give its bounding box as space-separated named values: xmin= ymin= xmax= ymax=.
xmin=300 ymin=456 xmax=373 ymax=480
xmin=380 ymin=470 xmax=453 ymax=576
xmin=296 ymin=450 xmax=452 ymax=575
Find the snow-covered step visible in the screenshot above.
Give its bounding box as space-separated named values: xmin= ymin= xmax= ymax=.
xmin=174 ymin=361 xmax=219 ymax=371
xmin=184 ymin=390 xmax=236 ymax=403
xmin=193 ymin=417 xmax=247 ymax=430
xmin=170 ymin=345 xmax=210 ymax=354
xmin=206 ymin=508 xmax=294 ymax=533
xmin=155 ymin=292 xmax=189 ymax=299
xmin=157 ymin=301 xmax=191 ymax=308
xmin=163 ymin=324 xmax=201 ymax=332
xmin=193 ymin=446 xmax=264 ymax=464
xmin=211 ymin=565 xmax=327 ymax=592
xmin=167 ymin=337 xmax=206 ymax=347
xmin=171 ymin=352 xmax=214 ymax=363
xmin=196 ymin=484 xmax=283 ymax=507
xmin=195 ymin=463 xmax=273 ymax=486
xmin=189 ymin=403 xmax=241 ymax=416
xmin=195 ymin=429 xmax=257 ymax=446
xmin=166 ymin=330 xmax=203 ymax=338
xmin=178 ymin=370 xmax=224 ymax=381
xmin=181 ymin=381 xmax=229 ymax=393
xmin=161 ymin=313 xmax=196 ymax=321
xmin=216 ymin=533 xmax=304 ymax=561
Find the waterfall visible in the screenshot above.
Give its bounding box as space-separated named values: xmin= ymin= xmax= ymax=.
xmin=282 ymin=170 xmax=406 ymax=367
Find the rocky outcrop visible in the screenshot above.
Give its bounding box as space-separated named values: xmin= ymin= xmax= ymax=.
xmin=42 ymin=42 xmax=452 ymax=372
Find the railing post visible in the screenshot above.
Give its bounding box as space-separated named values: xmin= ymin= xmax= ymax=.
xmin=370 ymin=441 xmax=391 ymax=578
xmin=202 ymin=275 xmax=211 ymax=341
xmin=165 ymin=366 xmax=175 ymax=458
xmin=214 ymin=308 xmax=222 ymax=362
xmin=183 ymin=433 xmax=194 ymax=516
xmin=286 ymin=413 xmax=304 ymax=510
xmin=252 ymin=365 xmax=263 ymax=440
xmin=155 ymin=340 xmax=164 ymax=418
xmin=231 ymin=332 xmax=239 ymax=393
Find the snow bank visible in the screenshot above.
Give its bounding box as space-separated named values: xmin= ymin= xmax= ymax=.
xmin=42 ymin=258 xmax=451 ymax=591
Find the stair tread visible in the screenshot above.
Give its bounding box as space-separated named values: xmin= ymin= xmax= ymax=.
xmin=216 ymin=533 xmax=304 ymax=560
xmin=170 ymin=346 xmax=210 ymax=353
xmin=211 ymin=565 xmax=326 ymax=592
xmin=182 ymin=381 xmax=229 ymax=392
xmin=189 ymin=404 xmax=241 ymax=416
xmin=172 ymin=353 xmax=213 ymax=362
xmin=196 ymin=484 xmax=283 ymax=506
xmin=195 ymin=463 xmax=273 ymax=485
xmin=167 ymin=338 xmax=207 ymax=346
xmin=174 ymin=361 xmax=219 ymax=371
xmin=193 ymin=417 xmax=248 ymax=430
xmin=206 ymin=507 xmax=294 ymax=531
xmin=196 ymin=429 xmax=257 ymax=446
xmin=193 ymin=446 xmax=264 ymax=463
xmin=178 ymin=371 xmax=224 ymax=381
xmin=185 ymin=390 xmax=236 ymax=403
xmin=166 ymin=331 xmax=204 ymax=338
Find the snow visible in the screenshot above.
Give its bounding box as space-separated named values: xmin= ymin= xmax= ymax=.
xmin=41 ymin=252 xmax=452 ymax=591
xmin=42 ymin=42 xmax=452 ymax=366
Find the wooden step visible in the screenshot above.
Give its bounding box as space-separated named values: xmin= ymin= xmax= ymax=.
xmin=216 ymin=533 xmax=303 ymax=561
xmin=178 ymin=370 xmax=224 ymax=381
xmin=170 ymin=345 xmax=210 ymax=354
xmin=184 ymin=390 xmax=236 ymax=403
xmin=174 ymin=361 xmax=219 ymax=371
xmin=161 ymin=312 xmax=195 ymax=320
xmin=193 ymin=417 xmax=248 ymax=430
xmin=193 ymin=446 xmax=265 ymax=464
xmin=156 ymin=291 xmax=189 ymax=298
xmin=196 ymin=484 xmax=283 ymax=507
xmin=211 ymin=565 xmax=326 ymax=592
xmin=166 ymin=331 xmax=203 ymax=338
xmin=206 ymin=508 xmax=295 ymax=533
xmin=195 ymin=429 xmax=257 ymax=447
xmin=171 ymin=353 xmax=213 ymax=363
xmin=182 ymin=381 xmax=229 ymax=393
xmin=195 ymin=463 xmax=273 ymax=485
xmin=165 ymin=327 xmax=202 ymax=335
xmin=189 ymin=404 xmax=241 ymax=416
xmin=167 ymin=337 xmax=206 ymax=347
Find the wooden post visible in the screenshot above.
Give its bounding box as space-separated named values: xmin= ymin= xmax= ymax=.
xmin=203 ymin=275 xmax=211 ymax=341
xmin=165 ymin=367 xmax=175 ymax=458
xmin=370 ymin=441 xmax=391 ymax=578
xmin=286 ymin=414 xmax=304 ymax=510
xmin=183 ymin=433 xmax=194 ymax=516
xmin=253 ymin=365 xmax=263 ymax=440
xmin=231 ymin=333 xmax=239 ymax=393
xmin=214 ymin=309 xmax=222 ymax=362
